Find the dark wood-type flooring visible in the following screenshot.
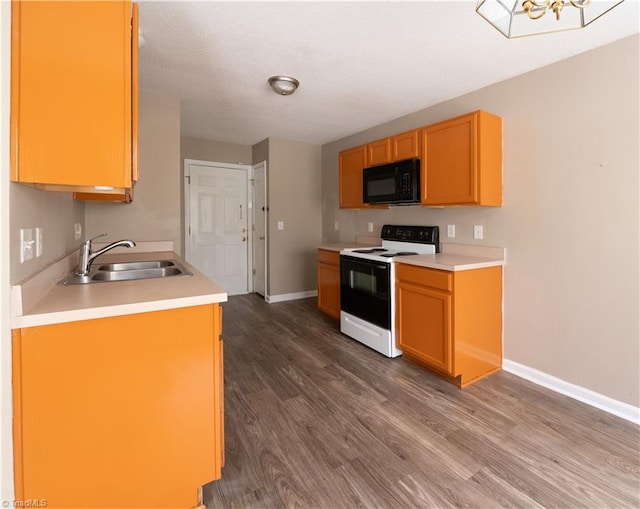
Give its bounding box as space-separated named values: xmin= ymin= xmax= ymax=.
xmin=204 ymin=294 xmax=640 ymax=508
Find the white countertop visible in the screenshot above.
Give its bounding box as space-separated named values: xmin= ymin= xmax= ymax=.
xmin=12 ymin=246 xmax=227 ymax=329
xmin=319 ymin=241 xmax=506 ymax=271
xmin=396 ymin=252 xmax=504 ymax=271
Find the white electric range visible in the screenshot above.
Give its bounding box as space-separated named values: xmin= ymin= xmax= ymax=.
xmin=339 ymin=225 xmax=439 ymax=357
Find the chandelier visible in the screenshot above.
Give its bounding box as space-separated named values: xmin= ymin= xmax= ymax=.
xmin=476 ymin=0 xmax=626 ymax=38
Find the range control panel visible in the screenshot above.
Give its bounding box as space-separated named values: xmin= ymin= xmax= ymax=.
xmin=380 ymin=224 xmax=440 ymax=250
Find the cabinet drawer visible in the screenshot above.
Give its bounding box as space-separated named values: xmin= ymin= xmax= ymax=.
xmin=396 ymin=263 xmax=452 ymax=291
xmin=318 ymin=249 xmax=340 ymax=266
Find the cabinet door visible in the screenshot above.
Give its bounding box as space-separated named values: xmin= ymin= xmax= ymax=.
xmin=421 ymin=113 xmax=477 ymax=205
xmin=396 ymin=280 xmax=453 ymax=374
xmin=420 ymin=111 xmax=502 ymax=206
xmin=72 ymin=2 xmax=138 ymax=203
xmin=317 ymin=250 xmax=341 ymax=319
xmin=392 ymin=129 xmax=419 ymax=160
xmin=367 ymin=138 xmax=391 ymax=166
xmin=11 ymin=0 xmax=134 ymax=191
xmin=339 ymin=145 xmax=367 ymax=208
xmin=317 ymin=263 xmax=341 ymax=319
xmin=12 ymin=305 xmax=221 ymax=508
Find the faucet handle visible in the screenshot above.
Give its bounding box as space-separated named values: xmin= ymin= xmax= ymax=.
xmin=87 ymin=233 xmax=108 ymax=244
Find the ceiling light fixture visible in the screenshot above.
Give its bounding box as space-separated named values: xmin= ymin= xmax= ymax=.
xmin=476 ymin=0 xmax=625 ymax=38
xmin=268 ymin=75 xmax=300 ymax=96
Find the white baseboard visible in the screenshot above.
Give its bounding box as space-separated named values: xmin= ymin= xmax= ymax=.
xmin=265 ymin=290 xmax=317 ymax=304
xmin=503 ymin=359 xmax=640 ymax=425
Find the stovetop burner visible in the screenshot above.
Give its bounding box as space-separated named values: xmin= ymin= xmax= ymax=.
xmin=380 ymin=251 xmax=418 ymax=258
xmin=352 ymin=248 xmax=388 ymax=254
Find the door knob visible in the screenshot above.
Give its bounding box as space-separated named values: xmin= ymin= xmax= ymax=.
xmin=259 ymin=236 xmax=265 ymax=240
xmin=241 ymin=236 xmax=247 ymax=242
xmin=241 ymin=228 xmax=246 ymax=233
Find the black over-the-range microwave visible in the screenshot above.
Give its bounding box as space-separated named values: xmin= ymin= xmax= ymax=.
xmin=362 ymin=158 xmax=420 ymax=205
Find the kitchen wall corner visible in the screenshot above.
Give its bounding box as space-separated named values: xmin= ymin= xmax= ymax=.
xmin=85 ymin=91 xmax=181 ymax=256
xmin=253 ymin=137 xmax=322 ymax=297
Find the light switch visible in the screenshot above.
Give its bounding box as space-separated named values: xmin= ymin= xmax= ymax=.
xmin=334 ymin=221 xmax=339 ymax=231
xmin=20 ymin=228 xmax=34 ymax=263
xmin=277 ymin=221 xmax=285 ymax=231
xmin=74 ymin=223 xmax=82 ymax=241
xmin=35 ymin=227 xmax=43 ymax=257
xmin=447 ymin=225 xmax=456 ymax=238
xmin=368 ymin=222 xmax=374 ymax=233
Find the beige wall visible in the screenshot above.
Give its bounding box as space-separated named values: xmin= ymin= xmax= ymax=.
xmin=253 ymin=138 xmax=322 ymax=297
xmin=322 ymin=35 xmax=639 ymax=407
xmin=181 ymin=136 xmax=252 ymax=166
xmin=10 ymin=185 xmax=84 ymax=284
xmin=252 ymin=138 xmax=269 ymax=167
xmin=86 ymin=92 xmax=181 ymax=254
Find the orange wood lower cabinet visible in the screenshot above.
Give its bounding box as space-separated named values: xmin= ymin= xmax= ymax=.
xmin=396 ymin=263 xmax=502 ymax=387
xmin=12 ymin=304 xmax=223 ymax=508
xmin=317 ymin=249 xmax=341 ymax=320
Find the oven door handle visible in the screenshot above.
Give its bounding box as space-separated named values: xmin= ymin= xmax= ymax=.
xmin=340 ymin=256 xmax=389 ymax=271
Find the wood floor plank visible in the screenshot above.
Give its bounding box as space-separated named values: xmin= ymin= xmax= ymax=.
xmin=204 ymin=295 xmax=640 ymax=508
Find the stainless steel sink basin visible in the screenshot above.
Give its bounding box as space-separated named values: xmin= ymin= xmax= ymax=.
xmin=97 ymin=260 xmax=176 ymax=271
xmin=91 ymin=267 xmax=185 ymax=281
xmin=60 ymin=259 xmax=192 ymax=285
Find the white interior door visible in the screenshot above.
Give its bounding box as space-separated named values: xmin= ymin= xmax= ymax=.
xmin=252 ymin=161 xmax=267 ymax=297
xmin=185 ymin=161 xmax=250 ymax=296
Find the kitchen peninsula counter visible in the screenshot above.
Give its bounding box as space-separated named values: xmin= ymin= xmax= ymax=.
xmin=11 ymin=245 xmax=227 ymax=329
xmin=11 ymin=241 xmax=226 ymax=508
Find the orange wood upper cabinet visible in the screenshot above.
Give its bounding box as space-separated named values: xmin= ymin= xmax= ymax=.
xmin=11 ymin=0 xmax=139 ymax=197
xmin=396 ymin=263 xmax=502 ymax=387
xmin=12 ymin=304 xmax=224 ymax=508
xmin=392 ymin=129 xmax=420 ymax=161
xmin=367 ymin=138 xmax=392 ymax=166
xmin=420 ymin=111 xmax=502 ymax=206
xmin=339 ymin=144 xmax=368 ymax=208
xmin=317 ymin=249 xmax=341 ymax=320
xmin=366 ymin=129 xmax=419 ymax=167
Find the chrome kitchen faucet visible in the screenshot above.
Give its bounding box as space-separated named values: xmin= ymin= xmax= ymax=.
xmin=76 ymin=233 xmax=136 ymax=276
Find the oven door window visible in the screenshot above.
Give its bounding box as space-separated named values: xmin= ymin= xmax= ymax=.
xmin=340 ymin=256 xmax=390 ymax=330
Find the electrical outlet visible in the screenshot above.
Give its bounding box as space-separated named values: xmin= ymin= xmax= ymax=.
xmin=368 ymin=222 xmax=374 ymax=233
xmin=277 ymin=221 xmax=285 ymax=231
xmin=334 ymin=221 xmax=339 ymax=231
xmin=447 ymin=224 xmax=456 ymax=238
xmin=20 ymin=228 xmax=34 ymax=263
xmin=74 ymin=223 xmax=82 ymax=241
xmin=35 ymin=227 xmax=43 ymax=257
xmin=473 ymin=225 xmax=484 ymax=240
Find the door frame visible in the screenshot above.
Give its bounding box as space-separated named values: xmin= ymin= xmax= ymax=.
xmin=251 ymin=161 xmax=268 ymax=298
xmin=183 ymin=159 xmax=254 ymax=293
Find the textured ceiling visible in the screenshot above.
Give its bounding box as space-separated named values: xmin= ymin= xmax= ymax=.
xmin=138 ymin=1 xmax=639 ymax=146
